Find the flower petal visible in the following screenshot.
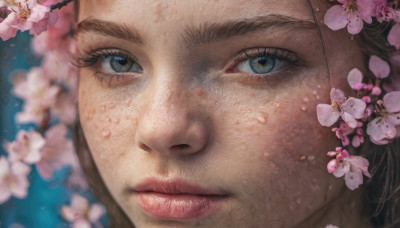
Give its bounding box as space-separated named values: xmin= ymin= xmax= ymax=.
xmin=88 ymin=204 xmax=106 ymax=222
xmin=72 ymin=219 xmax=91 ymax=228
xmin=342 ymin=97 xmax=366 ymax=119
xmin=347 ymin=68 xmax=363 ymax=89
xmin=347 ymin=12 xmax=364 ymax=34
xmin=367 ymin=117 xmax=397 ymax=141
xmin=341 ymin=112 xmax=357 ymax=128
xmin=327 ymin=159 xmax=338 ymax=173
xmin=388 ymin=23 xmax=400 ymax=50
xmin=61 ymin=206 xmax=80 ymax=221
xmin=388 ymin=113 xmax=400 ymax=126
xmin=71 ymin=194 xmax=89 ymax=213
xmin=345 ymin=170 xmax=363 ymax=190
xmin=383 ymin=91 xmax=400 ymax=113
xmin=316 ymin=104 xmax=340 ymax=127
xmin=352 ymin=135 xmax=361 ymax=148
xmin=369 ymin=55 xmax=390 ymax=79
xmin=330 ymin=88 xmax=345 ymax=102
xmin=370 ymin=135 xmax=390 ymax=145
xmin=333 ymin=161 xmax=350 ymax=178
xmin=324 ymin=5 xmax=348 ymax=31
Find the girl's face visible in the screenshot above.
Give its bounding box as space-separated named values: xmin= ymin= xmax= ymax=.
xmin=77 ymin=0 xmax=366 ymax=227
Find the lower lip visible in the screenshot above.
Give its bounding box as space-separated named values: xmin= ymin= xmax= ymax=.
xmin=135 ymin=192 xmax=226 ymax=220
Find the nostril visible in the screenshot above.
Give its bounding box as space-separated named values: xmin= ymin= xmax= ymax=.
xmin=170 ymin=144 xmax=190 ymax=150
xmin=139 ymin=143 xmax=152 ymax=152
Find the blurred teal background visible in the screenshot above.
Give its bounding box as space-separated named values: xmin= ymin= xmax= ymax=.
xmin=0 ymin=32 xmax=104 ymax=228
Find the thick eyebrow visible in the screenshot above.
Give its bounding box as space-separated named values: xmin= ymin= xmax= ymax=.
xmin=77 ymin=18 xmax=144 ymax=44
xmin=183 ymin=14 xmax=316 ymax=47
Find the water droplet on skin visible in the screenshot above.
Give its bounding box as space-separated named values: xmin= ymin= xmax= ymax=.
xmin=328 ymin=184 xmax=333 ymax=190
xmin=166 ymin=90 xmax=173 ymax=100
xmin=312 ymin=90 xmax=317 ymax=95
xmin=315 ymin=7 xmax=319 ymax=12
xmin=300 ymin=155 xmax=306 ymax=160
xmin=274 ymin=103 xmax=281 ymax=108
xmin=317 ymin=84 xmax=321 ymax=88
xmin=300 ymin=105 xmax=307 ymax=111
xmin=256 ymin=114 xmax=267 ymax=124
xmin=113 ymin=118 xmax=120 ymax=124
xmin=102 ymin=129 xmax=111 ymax=138
xmin=296 ymin=198 xmax=302 ymax=204
xmin=101 ymin=105 xmax=106 ymax=113
xmin=308 ymin=155 xmax=316 ymax=161
xmin=303 ymin=97 xmax=309 ymax=102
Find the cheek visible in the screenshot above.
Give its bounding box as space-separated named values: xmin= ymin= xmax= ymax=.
xmin=213 ymin=76 xmax=343 ymax=224
xmin=78 ymin=81 xmax=139 ymax=190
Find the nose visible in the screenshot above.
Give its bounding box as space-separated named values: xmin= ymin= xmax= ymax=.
xmin=134 ymin=82 xmax=208 ymax=156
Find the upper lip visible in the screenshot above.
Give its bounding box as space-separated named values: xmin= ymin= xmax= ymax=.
xmin=131 ymin=178 xmax=228 ymax=196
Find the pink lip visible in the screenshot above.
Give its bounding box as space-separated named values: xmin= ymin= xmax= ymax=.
xmin=130 ymin=179 xmax=228 ymax=220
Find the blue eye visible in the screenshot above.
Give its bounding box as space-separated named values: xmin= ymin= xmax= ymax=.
xmin=237 ymin=55 xmax=284 ymax=74
xmin=101 ymin=55 xmax=143 ymax=73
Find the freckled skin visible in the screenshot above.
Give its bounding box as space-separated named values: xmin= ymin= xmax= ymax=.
xmin=78 ymin=0 xmax=372 ymax=227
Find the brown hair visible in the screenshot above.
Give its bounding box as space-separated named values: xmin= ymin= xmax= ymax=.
xmin=73 ymin=1 xmax=400 ymax=227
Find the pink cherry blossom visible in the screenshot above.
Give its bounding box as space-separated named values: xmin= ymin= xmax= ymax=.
xmin=0 ymin=0 xmax=58 ymax=40
xmin=327 ymin=148 xmax=371 ymax=190
xmin=388 ymin=23 xmax=400 ymax=50
xmin=317 ymin=88 xmax=366 ymax=128
xmin=0 ymin=7 xmax=18 ymax=40
xmin=32 ymin=0 xmax=74 ymax=54
xmin=0 ymin=157 xmax=31 ymax=204
xmin=4 ymin=130 xmax=45 ymax=164
xmin=373 ymin=0 xmax=399 ymax=22
xmin=369 ymin=55 xmax=390 ymax=79
xmin=61 ymin=194 xmax=105 ymax=228
xmin=324 ymin=0 xmax=375 ymax=34
xmin=12 ymin=67 xmax=59 ymax=124
xmin=332 ymin=121 xmax=354 ymax=146
xmin=367 ymin=91 xmax=400 ymax=144
xmin=36 ymin=124 xmax=74 ymax=179
xmin=13 ymin=67 xmax=59 ymax=106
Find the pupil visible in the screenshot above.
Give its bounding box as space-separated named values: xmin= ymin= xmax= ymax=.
xmin=257 ymin=57 xmax=267 ymax=65
xmin=111 ymin=56 xmax=132 ymax=72
xmin=249 ymin=56 xmax=275 ymax=74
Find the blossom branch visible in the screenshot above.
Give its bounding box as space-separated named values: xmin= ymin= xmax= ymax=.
xmin=50 ymin=0 xmax=74 ymax=11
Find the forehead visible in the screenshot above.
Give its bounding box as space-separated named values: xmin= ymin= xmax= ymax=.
xmin=78 ymin=0 xmax=315 ymax=25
